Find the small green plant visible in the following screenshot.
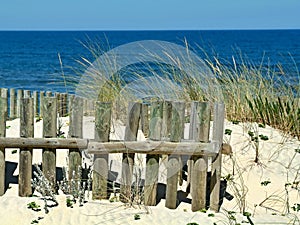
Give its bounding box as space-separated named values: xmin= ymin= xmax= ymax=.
xmin=109 ymin=196 xmax=119 ymax=203
xmin=134 ymin=214 xmax=140 ymax=220
xmin=258 ymin=123 xmax=266 ymax=128
xmin=186 ymin=223 xmax=199 ymax=225
xmin=292 ymin=203 xmax=300 ymax=212
xmin=259 ymin=134 xmax=269 ymax=141
xmin=295 ymin=149 xmax=300 ymax=154
xmin=225 ymin=129 xmax=232 ymax=135
xmin=6 ymin=125 xmax=11 ymax=129
xmin=208 ymin=213 xmax=215 ymax=217
xmin=66 ymin=197 xmax=74 ymax=208
xmin=199 ymin=208 xmax=207 ymax=213
xmin=27 ymin=202 xmax=41 ymax=212
xmin=232 ymin=120 xmax=240 ymax=125
xmin=11 ymin=149 xmax=17 ymax=154
xmin=248 ymin=131 xmax=254 ymax=137
xmin=261 ymin=180 xmax=271 ymax=186
xmin=31 ymin=220 xmax=39 ymax=224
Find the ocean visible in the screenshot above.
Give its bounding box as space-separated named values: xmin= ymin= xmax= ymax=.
xmin=0 ymin=30 xmax=299 ymax=94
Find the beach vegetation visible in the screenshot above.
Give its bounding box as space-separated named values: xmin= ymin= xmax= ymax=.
xmin=11 ymin=149 xmax=17 ymax=154
xmin=27 ymin=201 xmax=41 ymax=211
xmin=134 ymin=214 xmax=141 ymax=220
xmin=73 ymin=38 xmax=299 ymax=140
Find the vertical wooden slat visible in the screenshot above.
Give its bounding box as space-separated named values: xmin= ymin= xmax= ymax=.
xmin=55 ymin=92 xmax=62 ymax=117
xmin=68 ymin=97 xmax=83 ymax=184
xmin=9 ymin=88 xmax=16 ymax=119
xmin=120 ymin=102 xmax=141 ymax=202
xmin=210 ymin=103 xmax=225 ymax=212
xmin=165 ymin=101 xmax=185 ymax=209
xmin=17 ymin=89 xmax=23 ymax=118
xmin=144 ymin=101 xmax=162 ymax=206
xmin=190 ymin=102 xmax=211 ymax=211
xmin=92 ymin=102 xmax=112 ymax=199
xmin=61 ymin=93 xmax=68 ymax=117
xmin=42 ymin=97 xmax=57 ymax=189
xmin=39 ymin=91 xmax=45 ymax=117
xmin=46 ymin=91 xmax=52 ymax=97
xmin=19 ymin=97 xmax=34 ymax=197
xmin=0 ymin=93 xmax=7 ymax=196
xmin=162 ymin=101 xmax=172 ymax=139
xmin=33 ymin=91 xmax=38 ymax=117
xmin=23 ymin=90 xmax=31 ymax=98
xmin=140 ymin=103 xmax=149 ymax=138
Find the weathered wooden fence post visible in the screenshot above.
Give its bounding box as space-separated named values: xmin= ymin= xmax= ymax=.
xmin=210 ymin=103 xmax=225 ymax=212
xmin=93 ymin=102 xmax=112 ymax=199
xmin=55 ymin=92 xmax=62 ymax=117
xmin=42 ymin=97 xmax=57 ymax=189
xmin=190 ymin=102 xmax=211 ymax=211
xmin=144 ymin=101 xmax=162 ymax=206
xmin=33 ymin=91 xmax=38 ymax=117
xmin=68 ymin=96 xmax=83 ymax=183
xmin=24 ymin=90 xmax=31 ymax=98
xmin=120 ymin=102 xmax=141 ymax=202
xmin=140 ymin=103 xmax=149 ymax=138
xmin=165 ymin=101 xmax=185 ymax=209
xmin=9 ymin=88 xmax=16 ymax=119
xmin=19 ymin=97 xmax=34 ymax=197
xmin=0 ymin=91 xmax=8 ymax=196
xmin=17 ymin=89 xmax=23 ymax=118
xmin=39 ymin=91 xmax=45 ymax=117
xmin=61 ymin=93 xmax=68 ymax=117
xmin=162 ymin=101 xmax=172 ymax=139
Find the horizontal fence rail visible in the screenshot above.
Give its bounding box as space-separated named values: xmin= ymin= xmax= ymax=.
xmin=0 ymin=137 xmax=222 ymax=156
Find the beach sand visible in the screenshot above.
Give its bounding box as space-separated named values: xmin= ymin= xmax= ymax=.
xmin=0 ymin=117 xmax=299 ymax=225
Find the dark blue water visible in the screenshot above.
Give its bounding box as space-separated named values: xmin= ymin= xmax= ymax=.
xmin=0 ymin=30 xmax=299 ymax=93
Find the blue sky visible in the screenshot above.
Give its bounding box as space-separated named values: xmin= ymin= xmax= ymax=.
xmin=1 ymin=0 xmax=300 ymax=30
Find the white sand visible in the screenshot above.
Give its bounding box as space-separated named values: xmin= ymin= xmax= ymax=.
xmin=0 ymin=117 xmax=299 ymax=225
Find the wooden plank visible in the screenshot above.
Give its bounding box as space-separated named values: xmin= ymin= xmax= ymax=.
xmin=19 ymin=97 xmax=34 ymax=197
xmin=39 ymin=91 xmax=45 ymax=117
xmin=165 ymin=101 xmax=185 ymax=209
xmin=191 ymin=157 xmax=207 ymax=211
xmin=0 ymin=96 xmax=7 ymax=196
xmin=0 ymin=137 xmax=88 ymax=149
xmin=17 ymin=89 xmax=23 ymax=118
xmin=55 ymin=92 xmax=62 ymax=117
xmin=144 ymin=101 xmax=162 ymax=206
xmin=9 ymin=88 xmax=16 ymax=119
xmin=23 ymin=90 xmax=31 ymax=98
xmin=68 ymin=97 xmax=83 ymax=185
xmin=33 ymin=91 xmax=38 ymax=117
xmin=210 ymin=103 xmax=225 ymax=212
xmin=190 ymin=102 xmax=211 ymax=211
xmin=140 ymin=103 xmax=149 ymax=138
xmin=120 ymin=102 xmax=141 ymax=202
xmin=42 ymin=97 xmax=57 ymax=190
xmin=162 ymin=101 xmax=172 ymax=139
xmin=61 ymin=93 xmax=68 ymax=117
xmin=92 ymin=102 xmax=112 ymax=200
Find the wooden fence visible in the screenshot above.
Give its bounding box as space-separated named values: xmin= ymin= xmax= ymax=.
xmin=0 ymin=88 xmax=95 ymax=119
xmin=0 ymin=87 xmax=225 ymax=212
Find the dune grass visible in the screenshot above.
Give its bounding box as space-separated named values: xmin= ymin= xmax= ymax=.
xmin=72 ymin=39 xmax=299 ymax=140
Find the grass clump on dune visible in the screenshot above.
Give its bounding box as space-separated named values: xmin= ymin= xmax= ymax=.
xmin=73 ymin=39 xmax=299 ymax=139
